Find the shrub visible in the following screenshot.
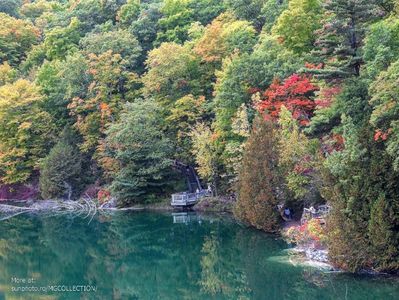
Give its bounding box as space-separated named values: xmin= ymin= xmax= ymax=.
xmin=284 ymin=219 xmax=327 ymax=248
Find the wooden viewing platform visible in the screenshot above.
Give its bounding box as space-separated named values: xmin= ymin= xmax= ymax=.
xmin=171 ymin=190 xmax=208 ymax=207
xmin=301 ymin=204 xmax=331 ymax=225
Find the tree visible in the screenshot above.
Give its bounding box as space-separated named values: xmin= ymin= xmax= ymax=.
xmin=278 ymin=107 xmax=321 ymax=200
xmin=0 ymin=80 xmax=54 ymax=184
xmin=190 ymin=123 xmax=219 ymax=194
xmin=0 ymin=0 xmax=22 ymax=17
xmin=129 ymin=2 xmax=162 ymax=55
xmin=323 ymin=116 xmax=399 ymax=272
xmin=156 ymin=0 xmax=194 ymax=44
xmin=60 ymin=0 xmax=126 ymax=34
xmin=117 ymin=0 xmax=141 ymax=26
xmin=307 ymin=78 xmax=370 ymax=136
xmin=234 ymin=117 xmax=282 ymax=232
xmin=256 ymin=74 xmax=319 ymax=126
xmin=193 ymin=12 xmax=256 ymax=65
xmin=80 ymin=28 xmax=142 ymax=70
xmin=39 ymin=137 xmax=82 ymax=200
xmin=104 ymin=100 xmax=174 ymax=206
xmin=0 ymin=62 xmax=17 ymax=85
xmin=68 ymin=51 xmax=139 ymax=154
xmin=21 ymin=44 xmax=46 ymax=72
xmin=363 ymin=16 xmax=399 ymax=79
xmin=0 ymin=13 xmax=39 ymax=66
xmin=143 ymin=42 xmax=201 ymax=105
xmin=223 ymin=104 xmax=251 ymax=184
xmin=261 ymin=0 xmax=288 ymax=32
xmin=213 ymin=36 xmax=303 ymax=140
xmin=311 ymin=0 xmax=383 ymax=79
xmin=165 ymin=94 xmax=206 ymax=162
xmin=224 ymin=0 xmax=266 ymax=31
xmin=272 ymin=0 xmax=322 ymax=54
xmin=44 ymin=17 xmax=81 ymax=60
xmin=36 ymin=53 xmax=91 ymax=130
xmin=188 ymin=0 xmax=225 ymax=25
xmin=369 ymin=59 xmax=399 ymax=170
xmin=20 ymin=0 xmax=55 ymax=20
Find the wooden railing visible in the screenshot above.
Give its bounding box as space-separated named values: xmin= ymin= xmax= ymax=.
xmin=301 ymin=205 xmax=331 ymax=224
xmin=171 ymin=190 xmax=208 ymax=207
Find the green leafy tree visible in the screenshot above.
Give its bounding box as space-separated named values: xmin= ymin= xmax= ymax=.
xmin=80 ymin=28 xmax=142 ymax=70
xmin=21 ymin=44 xmax=47 ymax=72
xmin=323 ymin=116 xmax=399 ymax=272
xmin=224 ymin=0 xmax=266 ymax=31
xmin=117 ymin=0 xmax=141 ymax=26
xmin=0 ymin=62 xmax=17 ymax=85
xmin=307 ymin=78 xmax=370 ymax=135
xmin=36 ymin=52 xmax=91 ymax=129
xmin=68 ymin=51 xmax=139 ymax=154
xmin=104 ymin=100 xmax=174 ymax=206
xmin=363 ymin=16 xmax=399 ymax=79
xmin=130 ymin=2 xmax=162 ymax=54
xmin=156 ymin=0 xmax=194 ymax=44
xmin=223 ymin=104 xmax=251 ymax=182
xmin=60 ymin=0 xmax=126 ymax=34
xmin=272 ymin=0 xmax=322 ymax=53
xmin=261 ymin=0 xmax=288 ymax=32
xmin=278 ymin=106 xmax=321 ymax=199
xmin=188 ymin=0 xmax=225 ymax=25
xmin=44 ymin=17 xmax=81 ymax=60
xmin=20 ymin=0 xmax=56 ymax=20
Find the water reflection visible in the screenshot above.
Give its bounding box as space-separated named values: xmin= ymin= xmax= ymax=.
xmin=172 ymin=212 xmax=201 ymax=224
xmin=0 ymin=212 xmax=397 ymax=299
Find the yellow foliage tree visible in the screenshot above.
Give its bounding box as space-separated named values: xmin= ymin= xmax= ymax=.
xmin=0 ymin=79 xmax=54 ymax=183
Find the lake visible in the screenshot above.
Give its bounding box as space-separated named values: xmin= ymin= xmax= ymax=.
xmin=0 ymin=211 xmax=397 ymax=299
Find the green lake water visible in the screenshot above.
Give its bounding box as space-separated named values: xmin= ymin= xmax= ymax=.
xmin=0 ymin=211 xmax=397 ymax=299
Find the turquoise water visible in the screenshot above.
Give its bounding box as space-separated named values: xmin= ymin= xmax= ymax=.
xmin=0 ymin=211 xmax=397 ymax=299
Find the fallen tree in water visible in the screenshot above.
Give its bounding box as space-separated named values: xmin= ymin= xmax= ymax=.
xmin=0 ymin=198 xmax=100 ymax=222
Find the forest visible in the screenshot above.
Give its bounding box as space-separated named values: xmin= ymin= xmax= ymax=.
xmin=0 ymin=0 xmax=398 ymax=273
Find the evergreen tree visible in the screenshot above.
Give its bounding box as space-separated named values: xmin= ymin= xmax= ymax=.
xmin=234 ymin=117 xmax=282 ymax=232
xmin=311 ymin=0 xmax=383 ymax=79
xmin=323 ymin=117 xmax=399 ymax=272
xmin=39 ymin=135 xmax=82 ymax=200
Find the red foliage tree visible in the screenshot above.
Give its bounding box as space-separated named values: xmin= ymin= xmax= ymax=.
xmin=255 ymin=74 xmax=319 ymax=126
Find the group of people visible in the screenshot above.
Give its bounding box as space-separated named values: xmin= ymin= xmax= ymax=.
xmin=195 ymin=184 xmax=212 ymax=195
